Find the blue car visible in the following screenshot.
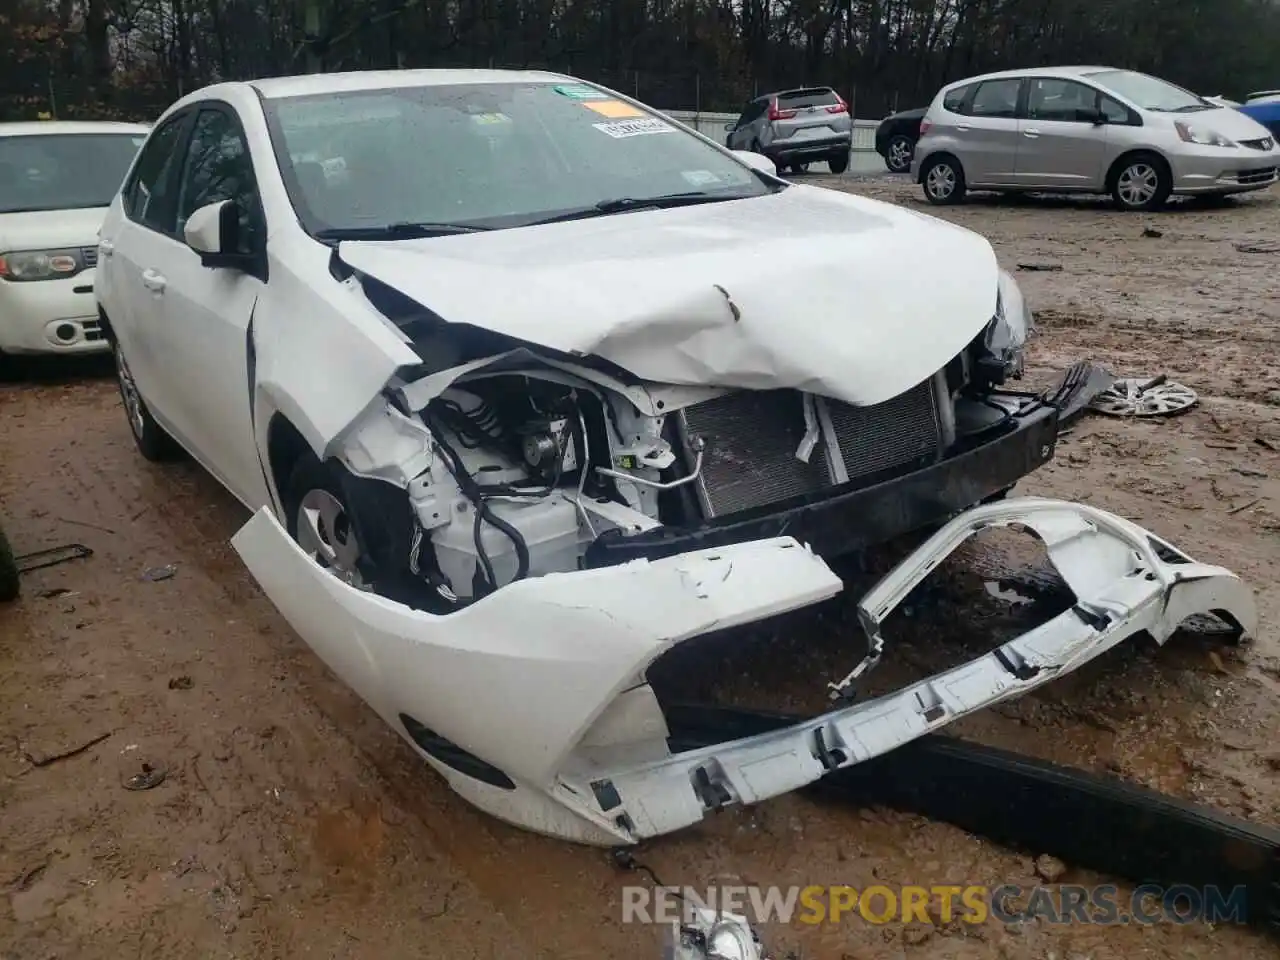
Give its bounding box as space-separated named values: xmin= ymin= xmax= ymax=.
xmin=1239 ymin=92 xmax=1280 ymax=138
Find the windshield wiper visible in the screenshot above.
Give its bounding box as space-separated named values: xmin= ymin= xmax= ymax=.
xmin=524 ymin=191 xmax=746 ymax=226
xmin=1173 ymin=103 xmax=1215 ymax=113
xmin=314 ymin=221 xmax=492 ymax=241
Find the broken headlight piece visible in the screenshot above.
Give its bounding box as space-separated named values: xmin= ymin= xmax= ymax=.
xmin=976 ymin=269 xmax=1033 ymax=384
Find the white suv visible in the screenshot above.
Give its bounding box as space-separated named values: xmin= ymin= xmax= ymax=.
xmin=0 ymin=121 xmax=149 ymax=361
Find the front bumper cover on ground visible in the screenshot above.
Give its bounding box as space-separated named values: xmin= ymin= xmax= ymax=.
xmin=232 ymin=492 xmax=1254 ymax=846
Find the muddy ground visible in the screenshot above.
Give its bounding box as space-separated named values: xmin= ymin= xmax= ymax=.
xmin=2 ymin=176 xmax=1279 ymax=960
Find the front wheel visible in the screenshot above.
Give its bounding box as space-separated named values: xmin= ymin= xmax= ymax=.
xmin=1111 ymin=155 xmax=1171 ymax=212
xmin=828 ymin=151 xmax=850 ymax=175
xmin=0 ymin=524 xmax=19 ymax=602
xmin=922 ymin=156 xmax=966 ymax=205
xmin=283 ymin=453 xmax=370 ymax=589
xmin=112 ymin=341 xmax=183 ymax=462
xmin=885 ymin=135 xmax=914 ymax=173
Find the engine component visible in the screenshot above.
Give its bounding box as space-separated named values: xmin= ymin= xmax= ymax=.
xmin=678 ymin=381 xmax=945 ymax=519
xmin=431 ymin=492 xmax=582 ymax=599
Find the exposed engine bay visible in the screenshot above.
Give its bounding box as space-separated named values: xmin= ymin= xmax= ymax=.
xmin=385 ymin=322 xmax=1032 ymax=609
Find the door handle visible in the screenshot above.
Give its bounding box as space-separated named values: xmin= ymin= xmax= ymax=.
xmin=141 ymin=269 xmax=167 ymax=293
xmin=1023 ymin=129 xmax=1041 ymax=138
xmin=956 ymin=125 xmax=971 ymax=131
xmin=99 ymin=239 xmax=114 ymax=257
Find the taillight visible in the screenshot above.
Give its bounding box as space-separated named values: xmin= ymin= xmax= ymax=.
xmin=827 ymin=94 xmax=849 ymax=115
xmin=768 ymin=100 xmax=797 ymax=121
xmin=919 ymin=119 xmax=933 ymax=136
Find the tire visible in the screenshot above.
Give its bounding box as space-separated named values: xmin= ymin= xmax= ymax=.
xmin=111 ymin=340 xmax=183 ymax=462
xmin=283 ymin=452 xmax=369 ymax=587
xmin=0 ymin=524 xmax=19 ymax=603
xmin=828 ymin=151 xmax=850 ymax=175
xmin=922 ymin=155 xmax=966 ymax=205
xmin=1110 ymin=153 xmax=1171 ymax=212
xmin=885 ymin=134 xmax=914 ymax=173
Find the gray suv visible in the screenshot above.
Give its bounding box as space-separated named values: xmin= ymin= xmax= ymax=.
xmin=725 ymin=87 xmax=853 ymax=174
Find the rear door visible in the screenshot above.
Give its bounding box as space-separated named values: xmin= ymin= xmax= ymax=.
xmin=765 ymin=88 xmax=849 ymax=150
xmin=952 ymin=77 xmax=1024 ymax=185
xmin=1015 ymin=77 xmax=1109 ymax=190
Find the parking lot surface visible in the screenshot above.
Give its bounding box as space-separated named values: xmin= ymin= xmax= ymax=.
xmin=3 ymin=179 xmax=1279 ymax=958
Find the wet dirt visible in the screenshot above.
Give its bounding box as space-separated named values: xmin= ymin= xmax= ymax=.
xmin=2 ymin=179 xmax=1279 ymax=959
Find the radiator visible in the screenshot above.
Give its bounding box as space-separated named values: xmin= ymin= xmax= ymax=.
xmin=679 ymin=379 xmax=945 ymax=519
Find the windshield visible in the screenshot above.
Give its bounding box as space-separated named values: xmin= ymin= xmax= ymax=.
xmin=262 ymin=81 xmax=771 ymax=236
xmin=1085 ymin=70 xmax=1210 ymax=112
xmin=0 ymin=133 xmax=146 ymax=214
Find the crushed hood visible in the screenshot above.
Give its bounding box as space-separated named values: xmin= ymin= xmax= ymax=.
xmin=339 ymin=185 xmax=1000 ymax=406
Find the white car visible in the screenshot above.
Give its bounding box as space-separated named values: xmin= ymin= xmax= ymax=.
xmin=96 ymin=70 xmax=1255 ymax=846
xmin=0 ymin=121 xmax=149 ymax=359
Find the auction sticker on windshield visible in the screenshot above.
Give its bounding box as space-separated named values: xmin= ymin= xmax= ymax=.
xmin=582 ymin=99 xmax=645 ymax=119
xmin=592 ymin=118 xmax=676 ymax=138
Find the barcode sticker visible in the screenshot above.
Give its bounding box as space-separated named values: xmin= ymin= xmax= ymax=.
xmin=592 ymin=118 xmax=676 ymax=139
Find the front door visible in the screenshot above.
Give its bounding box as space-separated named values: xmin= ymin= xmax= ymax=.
xmin=1015 ymin=78 xmax=1110 ymax=190
xmin=148 ymin=104 xmax=272 ymax=508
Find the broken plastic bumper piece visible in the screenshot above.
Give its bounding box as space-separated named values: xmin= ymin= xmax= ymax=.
xmin=232 ymin=497 xmax=1254 ymax=846
xmin=566 ymin=498 xmax=1255 ymax=843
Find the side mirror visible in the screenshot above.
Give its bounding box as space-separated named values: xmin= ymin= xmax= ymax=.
xmin=732 ymin=149 xmax=777 ymax=178
xmin=1083 ymin=108 xmax=1107 ymax=125
xmin=184 ymin=198 xmax=256 ymax=271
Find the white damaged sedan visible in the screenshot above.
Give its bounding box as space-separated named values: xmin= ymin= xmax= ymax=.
xmin=96 ymin=70 xmax=1255 ymax=845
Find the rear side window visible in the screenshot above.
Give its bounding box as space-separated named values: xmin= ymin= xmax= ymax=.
xmin=776 ymin=88 xmax=839 ymax=110
xmin=942 ymin=84 xmax=974 ymax=113
xmin=122 ymin=115 xmax=189 ymax=236
xmin=969 ymin=79 xmax=1022 ymax=119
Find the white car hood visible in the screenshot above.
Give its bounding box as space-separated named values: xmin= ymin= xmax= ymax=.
xmin=339 ymin=185 xmax=1000 ymax=406
xmin=0 ymin=206 xmax=107 ymax=251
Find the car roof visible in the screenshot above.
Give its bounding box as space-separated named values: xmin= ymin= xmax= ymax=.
xmin=242 ymin=68 xmax=574 ymax=101
xmin=757 ymin=86 xmax=835 ymax=100
xmin=939 ymin=65 xmax=1125 ymax=90
xmin=0 ymin=120 xmax=151 ymax=137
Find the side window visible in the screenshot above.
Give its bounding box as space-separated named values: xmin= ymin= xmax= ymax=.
xmin=942 ymin=84 xmax=974 ymax=114
xmin=1026 ymin=78 xmax=1098 ymax=122
xmin=122 ymin=116 xmax=188 ymax=236
xmin=969 ymin=79 xmax=1022 ymax=119
xmin=1099 ymin=94 xmax=1130 ymax=124
xmin=174 ymin=108 xmax=264 ymax=255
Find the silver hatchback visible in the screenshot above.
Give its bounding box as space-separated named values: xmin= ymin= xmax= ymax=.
xmin=910 ymin=66 xmax=1280 ymax=211
xmin=725 ymin=86 xmax=854 ymax=174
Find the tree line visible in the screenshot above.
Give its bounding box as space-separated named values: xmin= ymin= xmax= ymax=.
xmin=2 ymin=0 xmax=1277 ymax=123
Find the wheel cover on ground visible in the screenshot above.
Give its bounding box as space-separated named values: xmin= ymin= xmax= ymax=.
xmin=1117 ymin=163 xmax=1159 ymax=206
xmin=927 ymin=163 xmax=956 ymax=199
xmin=114 ymin=346 xmax=146 ymax=440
